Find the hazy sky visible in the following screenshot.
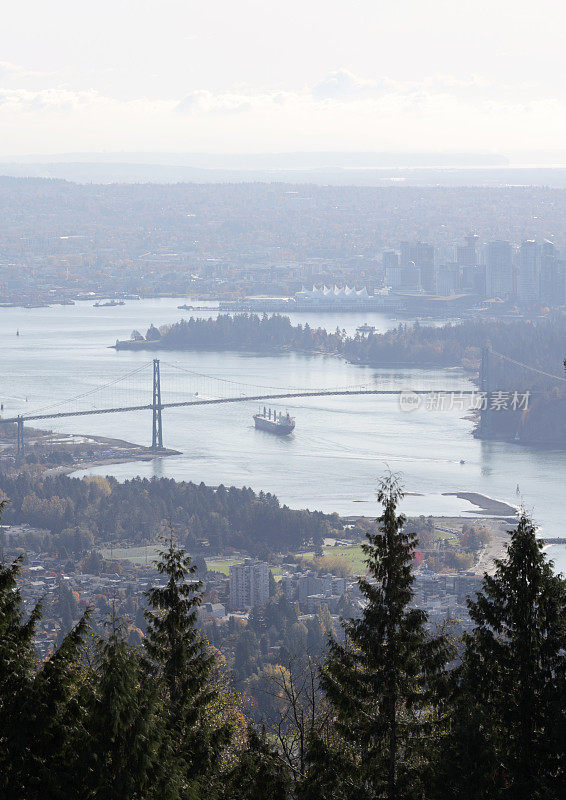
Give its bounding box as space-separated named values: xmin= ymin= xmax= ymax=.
xmin=1 ymin=0 xmax=565 ymax=155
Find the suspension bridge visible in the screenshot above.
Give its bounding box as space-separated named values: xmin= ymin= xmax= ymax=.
xmin=1 ymin=347 xmax=563 ymax=458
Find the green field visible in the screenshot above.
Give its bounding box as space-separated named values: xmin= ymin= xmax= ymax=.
xmin=297 ymin=544 xmax=367 ymax=574
xmin=100 ymin=543 xmax=368 ymax=575
xmin=100 ymin=544 xmax=163 ymax=565
xmin=205 ymin=556 xmax=243 ymax=575
xmin=100 ymin=545 xmax=243 ymax=575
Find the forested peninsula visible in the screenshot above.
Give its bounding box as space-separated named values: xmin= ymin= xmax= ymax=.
xmin=0 ymin=472 xmax=333 ymax=557
xmin=115 ymin=313 xmax=566 ymax=445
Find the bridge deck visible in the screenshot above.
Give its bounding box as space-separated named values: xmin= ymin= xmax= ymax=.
xmin=0 ymin=388 xmax=481 ymax=424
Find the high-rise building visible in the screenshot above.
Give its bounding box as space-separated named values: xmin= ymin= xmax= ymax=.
xmin=382 ymin=250 xmax=399 ymax=270
xmin=457 ymin=234 xmax=479 ymax=268
xmin=415 ymin=242 xmax=436 ymax=293
xmin=518 ymin=240 xmax=540 ymax=303
xmin=399 ymin=242 xmax=435 ymax=291
xmin=382 ymin=250 xmax=402 ymax=289
xmin=229 ymin=560 xmax=270 ymax=609
xmin=539 ymin=240 xmax=564 ymax=305
xmin=400 ymin=262 xmax=422 ymax=291
xmin=485 ymin=240 xmax=513 ymax=298
xmin=436 ymin=263 xmax=460 ymax=296
xmin=400 ymin=241 xmax=415 ymax=267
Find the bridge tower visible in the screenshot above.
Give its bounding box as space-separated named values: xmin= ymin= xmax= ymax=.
xmin=479 ymin=345 xmax=491 ymax=437
xmin=16 ymin=416 xmax=24 ymax=459
xmin=152 ymin=359 xmax=163 ymax=450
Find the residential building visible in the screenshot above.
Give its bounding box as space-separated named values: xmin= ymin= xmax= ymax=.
xmin=229 ymin=560 xmax=269 ymax=609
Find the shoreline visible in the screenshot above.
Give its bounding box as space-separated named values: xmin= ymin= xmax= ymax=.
xmin=0 ymin=425 xmax=180 ymax=477
xmin=1 ymin=423 xmax=516 ymax=575
xmin=442 ymin=491 xmax=518 ymax=517
xmin=44 ymin=432 xmax=181 ymax=477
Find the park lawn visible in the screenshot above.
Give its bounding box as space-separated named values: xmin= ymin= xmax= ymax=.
xmin=101 ymin=547 xmax=242 ymax=574
xmin=100 ymin=544 xmax=163 ymax=565
xmin=206 ymin=556 xmax=243 ymax=575
xmin=297 ymin=544 xmax=368 ymax=575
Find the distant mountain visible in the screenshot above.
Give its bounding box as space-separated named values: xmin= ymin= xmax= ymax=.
xmin=0 ymin=150 xmax=536 ymax=186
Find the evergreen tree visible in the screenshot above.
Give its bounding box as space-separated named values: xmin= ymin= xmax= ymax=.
xmin=86 ymin=614 xmax=161 ymax=800
xmin=0 ymin=545 xmax=92 ymax=799
xmin=0 ymin=553 xmax=42 ymax=797
xmin=144 ymin=534 xmax=231 ymax=798
xmin=26 ymin=613 xmax=92 ymax=799
xmin=319 ymin=475 xmax=452 ymax=800
xmin=220 ymin=723 xmax=290 ymax=800
xmin=442 ymin=512 xmax=566 ymax=799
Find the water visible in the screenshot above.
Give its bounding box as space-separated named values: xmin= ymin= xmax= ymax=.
xmin=1 ymin=297 xmax=565 ymax=574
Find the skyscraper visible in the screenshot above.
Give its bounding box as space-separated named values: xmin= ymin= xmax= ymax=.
xmin=399 ymin=241 xmax=435 ymax=292
xmin=485 ymin=240 xmax=513 ymax=298
xmin=415 ymin=242 xmax=436 ymax=293
xmin=539 ymin=241 xmax=564 ymax=305
xmin=457 ymin=234 xmax=479 ymax=268
xmin=518 ymin=240 xmax=540 ymax=303
xmin=382 ymin=250 xmax=402 ymax=289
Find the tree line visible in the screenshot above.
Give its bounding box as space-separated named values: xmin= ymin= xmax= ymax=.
xmin=123 ymin=312 xmax=566 ymax=377
xmin=0 ymin=472 xmax=331 ymax=557
xmin=2 ymin=478 xmax=565 ymax=799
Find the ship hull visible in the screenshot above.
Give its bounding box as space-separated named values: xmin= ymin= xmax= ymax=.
xmin=253 ymin=415 xmax=295 ymax=435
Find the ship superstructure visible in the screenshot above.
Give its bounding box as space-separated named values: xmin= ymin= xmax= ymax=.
xmin=253 ymin=407 xmax=295 ymax=435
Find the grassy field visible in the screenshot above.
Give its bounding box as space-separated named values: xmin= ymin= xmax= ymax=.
xmin=100 ymin=544 xmax=163 ymax=565
xmin=100 ymin=545 xmax=243 ymax=575
xmin=297 ymin=544 xmax=367 ymax=575
xmin=205 ymin=556 xmax=243 ymax=575
xmin=101 ymin=542 xmax=368 ymax=575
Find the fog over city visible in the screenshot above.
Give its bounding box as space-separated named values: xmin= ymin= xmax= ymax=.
xmin=1 ymin=3 xmax=566 ymax=799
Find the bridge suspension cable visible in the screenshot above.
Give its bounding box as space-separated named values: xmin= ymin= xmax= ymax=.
xmin=491 ymin=350 xmax=566 ymax=384
xmin=22 ymin=361 xmax=154 ymax=417
xmin=161 ymin=361 xmax=384 ymax=396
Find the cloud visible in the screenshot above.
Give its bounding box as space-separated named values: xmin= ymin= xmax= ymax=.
xmin=176 ymin=89 xmax=255 ymax=114
xmin=0 ymin=60 xmax=56 ymax=81
xmin=0 ymin=69 xmax=564 ymax=154
xmin=311 ymin=69 xmax=385 ymax=100
xmin=0 ymin=87 xmax=108 ymax=112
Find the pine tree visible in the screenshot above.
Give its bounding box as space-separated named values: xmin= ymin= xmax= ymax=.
xmin=0 ymin=554 xmax=42 ymax=797
xmin=220 ymin=723 xmax=290 ymax=800
xmin=144 ymin=534 xmax=231 ymax=798
xmin=445 ymin=512 xmax=566 ymax=799
xmin=26 ymin=612 xmax=93 ymax=799
xmin=0 ymin=548 xmax=92 ymax=799
xmin=86 ymin=613 xmax=161 ymax=800
xmin=319 ymin=475 xmax=452 ymax=800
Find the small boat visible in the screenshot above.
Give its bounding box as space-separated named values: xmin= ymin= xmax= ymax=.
xmin=357 ymin=323 xmax=375 ymax=334
xmin=253 ymin=407 xmax=295 ymax=435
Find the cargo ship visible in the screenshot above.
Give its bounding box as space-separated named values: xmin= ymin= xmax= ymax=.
xmin=253 ymin=407 xmax=295 ymax=435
